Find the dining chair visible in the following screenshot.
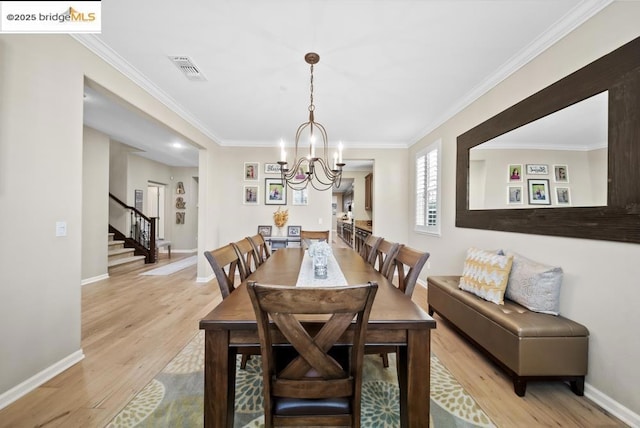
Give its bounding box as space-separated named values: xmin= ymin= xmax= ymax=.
xmin=300 ymin=229 xmax=330 ymax=249
xmin=369 ymin=245 xmax=430 ymax=368
xmin=247 ymin=281 xmax=378 ymax=428
xmin=231 ymin=237 xmax=259 ymax=279
xmin=370 ymin=239 xmax=401 ymax=280
xmin=359 ymin=235 xmax=382 ymax=265
xmin=204 ymin=244 xmax=259 ymax=369
xmin=247 ymin=233 xmax=271 ymax=267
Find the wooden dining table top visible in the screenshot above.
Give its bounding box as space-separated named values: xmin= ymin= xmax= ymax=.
xmin=199 ymin=247 xmax=435 ymax=332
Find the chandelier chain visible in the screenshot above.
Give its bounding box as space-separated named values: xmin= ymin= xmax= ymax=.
xmin=309 ymin=64 xmax=314 ymax=112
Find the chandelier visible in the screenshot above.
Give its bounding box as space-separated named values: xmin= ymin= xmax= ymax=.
xmin=278 ymin=52 xmax=345 ymax=191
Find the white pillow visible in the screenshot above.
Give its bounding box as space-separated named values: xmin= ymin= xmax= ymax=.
xmin=505 ymin=252 xmax=563 ymax=315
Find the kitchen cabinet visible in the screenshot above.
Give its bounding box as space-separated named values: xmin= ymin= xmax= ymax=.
xmin=364 ymin=173 xmax=373 ymax=211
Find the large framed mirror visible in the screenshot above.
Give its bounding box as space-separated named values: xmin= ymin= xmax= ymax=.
xmin=456 ymin=36 xmax=640 ymax=244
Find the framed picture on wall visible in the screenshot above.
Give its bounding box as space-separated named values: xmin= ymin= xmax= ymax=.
xmin=507 ymin=186 xmax=523 ymax=204
xmin=244 ymin=162 xmax=259 ymax=181
xmin=292 ymin=188 xmax=308 ymax=205
xmin=265 ymin=178 xmax=287 ymax=205
xmin=555 ymin=187 xmax=571 ymax=205
xmin=264 ymin=163 xmax=282 ymax=174
xmin=528 ymin=179 xmax=550 ymax=205
xmin=526 ymin=164 xmax=549 ymax=175
xmin=134 ymin=189 xmax=143 ymax=211
xmin=508 ymin=164 xmax=522 ymax=182
xmin=243 ymin=185 xmax=259 ymax=205
xmin=553 ymin=164 xmax=569 ymax=182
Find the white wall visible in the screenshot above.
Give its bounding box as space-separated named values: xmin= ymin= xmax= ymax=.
xmin=82 ymin=126 xmax=110 ymax=281
xmin=409 ymin=2 xmax=640 ymax=420
xmin=0 ymin=34 xmax=221 ymax=405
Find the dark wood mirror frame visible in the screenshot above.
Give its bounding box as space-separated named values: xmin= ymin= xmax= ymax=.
xmin=457 ymin=36 xmax=640 ymax=244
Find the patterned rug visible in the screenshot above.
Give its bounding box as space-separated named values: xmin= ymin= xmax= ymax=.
xmin=108 ymin=331 xmax=495 ymax=427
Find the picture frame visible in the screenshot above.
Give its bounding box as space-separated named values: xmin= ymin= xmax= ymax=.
xmin=292 ymin=188 xmax=309 ymax=205
xmin=243 ymin=185 xmax=259 ymax=205
xmin=528 ymin=179 xmax=551 ymax=205
xmin=553 ymin=164 xmax=569 ymax=183
xmin=508 ymin=164 xmax=522 ymax=182
xmin=526 ymin=164 xmax=549 ymax=175
xmin=244 ymin=162 xmax=259 ymax=181
xmin=555 ymin=187 xmax=571 ymax=205
xmin=264 ymin=163 xmax=282 ymax=174
xmin=257 ymin=225 xmax=272 ymax=237
xmin=265 ymin=178 xmax=287 ymax=205
xmin=294 ymin=164 xmax=309 ymax=180
xmin=507 ymin=185 xmax=523 ymax=204
xmin=287 ymin=225 xmax=301 ymax=237
xmin=134 ymin=189 xmax=143 ymax=211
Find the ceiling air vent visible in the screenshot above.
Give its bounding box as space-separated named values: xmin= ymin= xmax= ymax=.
xmin=169 ymin=56 xmax=207 ymax=81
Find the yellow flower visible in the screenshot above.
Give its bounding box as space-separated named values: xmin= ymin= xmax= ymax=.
xmin=273 ymin=208 xmax=288 ymax=227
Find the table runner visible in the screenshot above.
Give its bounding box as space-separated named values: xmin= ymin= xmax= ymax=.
xmin=296 ymin=250 xmax=349 ymax=287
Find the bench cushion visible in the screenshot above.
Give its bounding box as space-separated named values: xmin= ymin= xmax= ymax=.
xmin=430 ymin=276 xmax=588 ymax=338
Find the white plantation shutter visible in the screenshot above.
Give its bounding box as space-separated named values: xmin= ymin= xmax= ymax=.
xmin=415 ymin=140 xmax=441 ymax=235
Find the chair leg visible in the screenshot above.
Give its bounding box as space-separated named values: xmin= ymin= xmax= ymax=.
xmin=241 ymin=353 xmax=250 ymax=369
xmin=380 ymin=353 xmax=389 ymax=368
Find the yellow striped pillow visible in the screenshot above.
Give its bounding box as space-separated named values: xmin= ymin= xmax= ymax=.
xmin=458 ymin=247 xmax=513 ymax=305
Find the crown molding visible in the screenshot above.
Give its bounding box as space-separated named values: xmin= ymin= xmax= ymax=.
xmin=409 ymin=0 xmax=614 ymax=146
xmin=73 ymin=34 xmax=222 ymax=145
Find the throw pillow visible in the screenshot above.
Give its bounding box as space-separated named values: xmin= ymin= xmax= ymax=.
xmin=458 ymin=247 xmax=513 ymax=305
xmin=505 ymin=252 xmax=563 ymax=315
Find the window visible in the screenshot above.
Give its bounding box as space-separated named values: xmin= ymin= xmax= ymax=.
xmin=415 ymin=139 xmax=441 ymax=235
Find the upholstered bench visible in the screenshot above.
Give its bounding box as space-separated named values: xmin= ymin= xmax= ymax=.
xmin=427 ymin=275 xmax=589 ymax=396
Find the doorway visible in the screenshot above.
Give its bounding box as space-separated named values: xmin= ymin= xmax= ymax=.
xmin=147 ymin=182 xmax=166 ymax=239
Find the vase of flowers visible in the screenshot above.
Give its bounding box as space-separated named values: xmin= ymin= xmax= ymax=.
xmin=273 ymin=208 xmax=288 ymax=236
xmin=308 ymin=241 xmax=332 ymax=279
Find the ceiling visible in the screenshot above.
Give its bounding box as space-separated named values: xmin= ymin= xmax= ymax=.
xmin=79 ymin=0 xmax=612 ymax=168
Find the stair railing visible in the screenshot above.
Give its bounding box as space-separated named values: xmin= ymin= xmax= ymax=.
xmin=109 ymin=193 xmax=157 ymax=263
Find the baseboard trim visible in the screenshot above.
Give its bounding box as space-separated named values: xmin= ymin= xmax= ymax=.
xmin=172 ymin=249 xmax=197 ymax=254
xmin=81 ymin=273 xmax=109 ymax=286
xmin=585 ymin=383 xmax=640 ymax=427
xmin=0 ymin=349 xmax=85 ymax=410
xmin=197 ymin=273 xmax=214 ymax=283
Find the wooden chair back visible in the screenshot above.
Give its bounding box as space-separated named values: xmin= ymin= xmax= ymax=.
xmin=247 ymin=233 xmax=271 ymax=266
xmin=231 ymin=238 xmax=258 ymax=279
xmin=247 ymin=281 xmax=378 ymax=428
xmin=204 ymin=244 xmax=244 ymax=299
xmin=299 ymin=229 xmax=330 ymax=248
xmin=389 ymin=245 xmax=430 ymax=297
xmin=360 ymin=235 xmax=382 ymax=265
xmin=371 ymin=239 xmax=401 ymax=280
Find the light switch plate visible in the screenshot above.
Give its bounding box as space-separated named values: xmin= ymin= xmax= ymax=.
xmin=56 ymin=221 xmax=67 ymax=237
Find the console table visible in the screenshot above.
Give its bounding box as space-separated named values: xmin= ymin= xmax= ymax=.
xmin=265 ymin=236 xmax=301 ymax=250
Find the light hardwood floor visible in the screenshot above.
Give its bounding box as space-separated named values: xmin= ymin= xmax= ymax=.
xmin=0 ymin=245 xmax=627 ymax=427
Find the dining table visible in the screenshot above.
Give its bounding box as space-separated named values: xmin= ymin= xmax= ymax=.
xmin=199 ymin=247 xmax=436 ymax=427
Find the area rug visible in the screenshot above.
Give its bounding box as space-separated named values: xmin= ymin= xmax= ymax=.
xmin=107 ymin=331 xmax=495 ymax=427
xmin=139 ymin=256 xmax=197 ymax=276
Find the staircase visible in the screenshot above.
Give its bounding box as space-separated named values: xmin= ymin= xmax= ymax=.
xmin=108 ymin=233 xmax=146 ymax=274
